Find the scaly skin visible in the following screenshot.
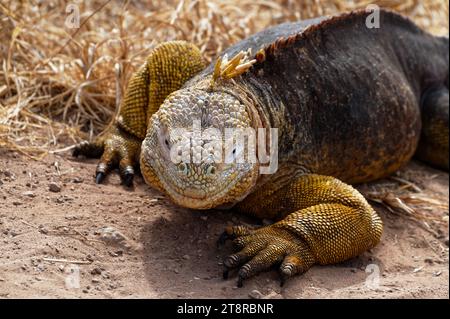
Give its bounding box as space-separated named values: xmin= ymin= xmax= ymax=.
xmin=74 ymin=9 xmax=449 ymax=287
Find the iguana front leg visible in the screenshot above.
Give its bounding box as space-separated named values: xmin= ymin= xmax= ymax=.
xmin=73 ymin=41 xmax=205 ymax=185
xmin=219 ymin=174 xmax=383 ymax=287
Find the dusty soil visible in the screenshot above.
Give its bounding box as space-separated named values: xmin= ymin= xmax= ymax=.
xmin=0 ymin=149 xmax=448 ymax=299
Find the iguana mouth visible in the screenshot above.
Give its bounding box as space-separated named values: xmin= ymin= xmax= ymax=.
xmin=140 ymin=143 xmax=259 ymax=209
xmin=157 ymin=170 xmax=251 ymax=209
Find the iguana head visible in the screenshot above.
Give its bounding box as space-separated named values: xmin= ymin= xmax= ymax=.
xmin=140 ymin=87 xmax=260 ymax=209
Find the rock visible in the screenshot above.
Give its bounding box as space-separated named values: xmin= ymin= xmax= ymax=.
xmin=22 ymin=191 xmax=36 ymax=198
xmin=262 ymin=291 xmax=283 ymax=299
xmin=101 ymin=272 xmax=110 ymax=279
xmin=444 ymin=237 xmax=449 ymax=247
xmin=48 ymin=182 xmax=61 ymax=192
xmin=99 ymin=227 xmax=127 ymax=244
xmin=90 ymin=267 xmax=102 ymax=275
xmin=108 ymin=251 xmax=119 ymax=257
xmin=72 ymin=177 xmax=83 ymax=183
xmin=2 ymin=170 xmax=15 ymax=179
xmin=182 ymin=254 xmax=190 ymax=260
xmin=248 ymin=289 xmax=263 ymax=299
xmin=413 ymin=266 xmax=424 ymax=273
xmin=38 ymin=227 xmax=48 ymax=235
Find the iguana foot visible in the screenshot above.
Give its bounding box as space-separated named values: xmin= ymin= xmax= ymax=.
xmin=73 ymin=126 xmax=141 ymax=187
xmin=218 ymin=225 xmax=314 ymax=287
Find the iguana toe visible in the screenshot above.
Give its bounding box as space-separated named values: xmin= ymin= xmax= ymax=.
xmin=220 ymin=225 xmax=311 ymax=287
xmin=72 ymin=140 xmax=104 ymax=158
xmin=73 ymin=126 xmax=141 ymax=187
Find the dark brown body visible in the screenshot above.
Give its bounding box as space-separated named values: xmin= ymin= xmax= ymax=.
xmin=190 ymin=10 xmax=449 ymax=189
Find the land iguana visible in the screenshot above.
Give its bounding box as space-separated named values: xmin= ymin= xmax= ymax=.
xmin=73 ymin=9 xmax=449 ymax=287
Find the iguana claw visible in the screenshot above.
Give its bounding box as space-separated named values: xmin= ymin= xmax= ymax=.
xmin=95 ymin=172 xmax=106 ymax=184
xmin=220 ymin=224 xmax=314 ymax=288
xmin=73 ymin=126 xmax=141 ymax=187
xmin=122 ymin=169 xmax=134 ymax=187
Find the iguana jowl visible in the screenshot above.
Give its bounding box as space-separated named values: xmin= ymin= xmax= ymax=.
xmin=74 ymin=9 xmax=449 ymax=287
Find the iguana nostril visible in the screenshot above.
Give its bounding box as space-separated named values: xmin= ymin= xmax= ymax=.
xmin=205 ymin=165 xmax=216 ymax=176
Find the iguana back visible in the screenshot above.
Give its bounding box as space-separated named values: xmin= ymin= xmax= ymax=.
xmin=189 ymin=10 xmax=449 ymax=185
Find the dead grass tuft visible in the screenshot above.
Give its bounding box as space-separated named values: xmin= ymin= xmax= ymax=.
xmin=1 ymin=0 xmax=448 ymax=156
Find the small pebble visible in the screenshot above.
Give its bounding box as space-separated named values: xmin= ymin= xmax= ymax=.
xmin=262 ymin=291 xmax=283 ymax=299
xmin=22 ymin=191 xmax=36 ymax=198
xmin=99 ymin=227 xmax=127 ymax=244
xmin=49 ymin=182 xmax=61 ymax=193
xmin=72 ymin=177 xmax=83 ymax=183
xmin=91 ymin=267 xmax=102 ymax=275
xmin=248 ymin=289 xmax=263 ymax=299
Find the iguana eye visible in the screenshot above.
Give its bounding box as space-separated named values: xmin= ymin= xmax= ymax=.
xmin=178 ymin=162 xmax=189 ymax=175
xmin=205 ymin=165 xmax=216 ymax=176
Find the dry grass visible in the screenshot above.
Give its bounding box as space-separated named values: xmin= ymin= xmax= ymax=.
xmin=0 ymin=0 xmax=448 ymax=158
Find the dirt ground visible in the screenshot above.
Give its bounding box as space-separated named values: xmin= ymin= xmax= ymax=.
xmin=0 ymin=148 xmax=448 ymax=299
